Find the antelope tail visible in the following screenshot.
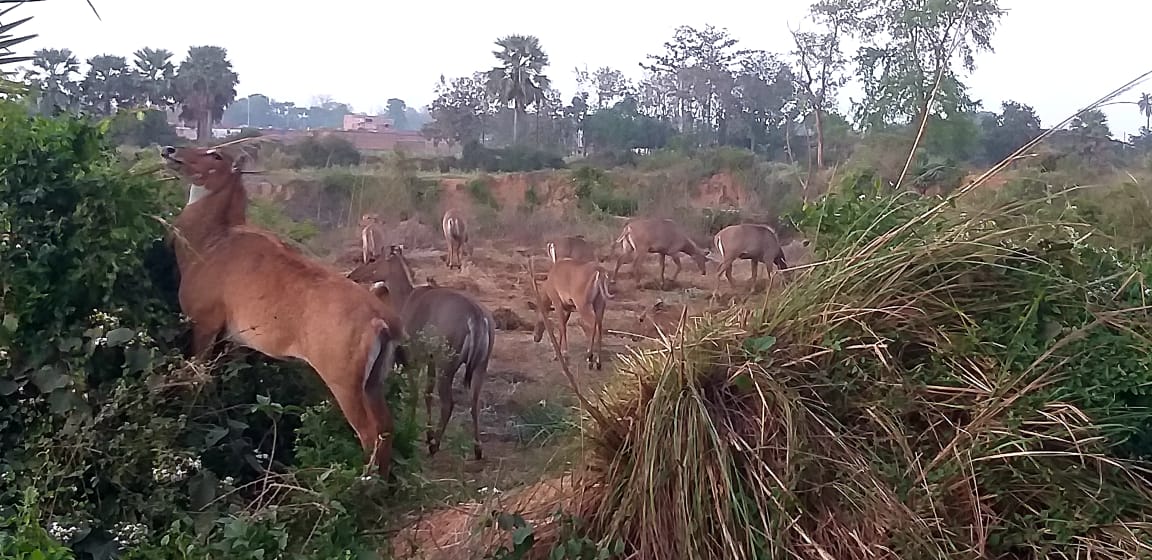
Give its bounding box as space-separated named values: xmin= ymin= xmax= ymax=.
xmin=461 ymin=314 xmax=494 ymax=388
xmin=364 ymin=320 xmax=404 ymax=403
xmin=594 ymin=269 xmax=612 ymax=301
xmin=773 ymin=251 xmax=789 ymax=271
xmin=615 ymin=226 xmax=635 ymax=253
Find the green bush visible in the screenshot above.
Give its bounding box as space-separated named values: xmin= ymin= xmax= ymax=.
xmin=0 ymin=102 xmax=421 ymax=558
xmin=460 ymin=141 xmax=566 ymax=173
xmin=467 ymin=176 xmax=500 ymax=209
xmin=571 ymin=166 xmax=637 ymax=217
xmin=293 ymin=135 xmax=362 ymax=168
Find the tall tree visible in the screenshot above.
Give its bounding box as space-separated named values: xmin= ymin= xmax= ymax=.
xmin=486 ymin=34 xmax=551 ymax=144
xmin=385 ymin=98 xmax=409 ymax=130
xmin=846 ymin=0 xmax=1004 ymax=129
xmin=791 ymin=0 xmax=854 ymax=167
xmin=175 ymin=45 xmax=238 ymax=142
xmin=1069 ymin=109 xmax=1112 ymax=165
xmin=591 ymin=66 xmax=630 ymax=110
xmin=132 ymin=47 xmax=175 ymax=108
xmin=80 ymin=54 xmax=139 ymax=116
xmin=641 ymin=24 xmax=756 ymax=144
xmin=24 ymin=48 xmax=80 ymax=114
xmin=1138 ymin=92 xmax=1152 ymax=133
xmin=980 ymin=100 xmax=1041 ymax=163
xmin=730 ymin=52 xmax=796 ymax=153
xmin=425 ymin=73 xmax=490 ymax=145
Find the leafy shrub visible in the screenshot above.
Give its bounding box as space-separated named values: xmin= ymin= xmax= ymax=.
xmin=106 ymin=109 xmax=181 ymax=148
xmin=571 ymin=166 xmax=637 ymax=217
xmin=0 ymin=102 xmax=421 ymax=558
xmin=467 ymin=176 xmax=500 ymax=209
xmin=293 ymin=134 xmax=362 ymax=168
xmin=700 ymin=208 xmax=743 ymax=236
xmin=247 ymin=199 xmax=319 ymax=245
xmin=460 ymin=140 xmax=566 ymax=173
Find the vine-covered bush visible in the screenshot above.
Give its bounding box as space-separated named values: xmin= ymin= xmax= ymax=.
xmin=0 ymin=102 xmax=420 ymax=559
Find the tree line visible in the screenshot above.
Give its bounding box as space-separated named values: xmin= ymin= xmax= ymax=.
xmin=19 ymin=46 xmax=237 ymax=141
xmin=422 ymin=0 xmax=1152 ymax=174
xmin=218 ymin=94 xmax=430 ymax=132
xmin=15 ymin=45 xmax=428 ymax=142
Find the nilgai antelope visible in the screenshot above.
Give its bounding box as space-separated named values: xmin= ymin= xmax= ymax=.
xmin=162 ymin=145 xmax=407 ymax=480
xmin=547 ymin=235 xmax=614 ymax=298
xmin=713 ymin=223 xmax=788 ymax=291
xmin=636 ymin=298 xmax=685 ymax=336
xmin=441 ymin=209 xmax=469 ymax=270
xmin=348 ymin=245 xmax=495 ymax=460
xmin=612 ymin=217 xmax=709 ymax=290
xmin=360 ymin=213 xmax=386 ymax=263
xmin=546 ymin=235 xmax=597 ymax=263
xmin=532 ymin=258 xmax=610 ymax=370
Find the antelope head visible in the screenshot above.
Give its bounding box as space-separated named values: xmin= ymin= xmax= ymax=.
xmin=360 ymin=213 xmax=382 ymax=228
xmin=638 ymin=299 xmax=666 ymax=325
xmin=160 ymin=145 xmax=247 ymax=204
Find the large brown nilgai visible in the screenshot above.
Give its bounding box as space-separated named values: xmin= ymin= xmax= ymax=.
xmin=712 ymin=223 xmax=789 ymax=291
xmin=532 ymin=258 xmax=610 ymax=370
xmin=612 ymin=218 xmax=708 ymax=290
xmin=348 ymin=245 xmax=495 ymax=460
xmin=360 ymin=213 xmax=386 ymax=264
xmin=441 ymin=209 xmax=469 ymax=270
xmin=162 ymin=145 xmax=407 ymax=480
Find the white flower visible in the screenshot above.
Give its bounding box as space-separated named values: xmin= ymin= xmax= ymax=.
xmin=151 ymin=453 xmax=202 ymax=484
xmin=112 ymin=522 xmax=148 ymax=548
xmin=47 ymin=521 xmax=82 ymax=543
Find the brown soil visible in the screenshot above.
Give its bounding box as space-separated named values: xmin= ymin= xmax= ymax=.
xmin=329 ymin=233 xmax=801 ymax=558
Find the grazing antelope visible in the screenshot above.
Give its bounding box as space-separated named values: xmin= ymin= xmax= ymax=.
xmin=547 ymin=235 xmax=614 ymax=298
xmin=441 ymin=209 xmax=469 ymax=270
xmin=360 ymin=213 xmax=386 ymax=263
xmin=348 ymin=245 xmax=495 ymax=460
xmin=612 ymin=218 xmax=709 ymax=290
xmin=546 ymin=235 xmax=597 ymax=263
xmin=636 ymin=299 xmax=684 ymax=336
xmin=161 ymin=145 xmax=407 ymax=480
xmin=532 ymin=258 xmax=610 ymax=370
xmin=713 ymin=223 xmax=789 ymax=291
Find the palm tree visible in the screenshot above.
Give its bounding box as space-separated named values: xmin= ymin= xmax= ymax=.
xmin=1 ymin=0 xmax=99 ymax=93
xmin=132 ymin=47 xmax=175 ymax=109
xmin=25 ymin=48 xmax=80 ymax=114
xmin=175 ymin=45 xmax=238 ymax=142
xmin=82 ymin=54 xmax=141 ymax=116
xmin=1138 ymin=93 xmax=1152 ymax=134
xmin=486 ymin=34 xmax=550 ymax=144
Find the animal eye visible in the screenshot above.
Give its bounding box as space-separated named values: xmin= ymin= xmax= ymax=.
xmin=211 ymin=152 xmax=224 ymax=160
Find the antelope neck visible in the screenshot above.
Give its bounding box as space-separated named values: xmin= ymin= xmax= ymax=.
xmin=187 ymin=184 xmax=208 ymax=206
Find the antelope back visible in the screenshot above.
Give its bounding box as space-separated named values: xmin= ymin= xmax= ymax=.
xmin=442 ymin=210 xmax=466 ymax=241
xmin=548 ymin=235 xmax=596 ymax=263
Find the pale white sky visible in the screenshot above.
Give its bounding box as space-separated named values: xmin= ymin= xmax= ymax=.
xmin=18 ymin=0 xmax=1152 ymax=136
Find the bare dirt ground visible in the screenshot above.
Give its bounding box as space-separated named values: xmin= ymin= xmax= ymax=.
xmin=327 ymin=231 xmax=802 ymax=508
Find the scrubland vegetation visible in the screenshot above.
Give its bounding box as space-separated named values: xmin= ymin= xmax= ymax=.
xmin=4 ymin=0 xmax=1152 ymax=559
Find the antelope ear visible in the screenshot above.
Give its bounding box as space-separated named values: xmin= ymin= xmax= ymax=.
xmin=653 ymin=299 xmax=665 ymax=310
xmin=389 ymin=245 xmax=403 ymax=255
xmin=369 ymin=281 xmax=390 ymax=298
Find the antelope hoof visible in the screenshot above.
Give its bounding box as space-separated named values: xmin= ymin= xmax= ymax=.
xmin=473 ymin=445 xmax=483 ymax=461
xmin=426 ymin=432 xmax=440 ymax=456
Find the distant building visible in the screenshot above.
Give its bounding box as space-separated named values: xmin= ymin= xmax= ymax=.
xmin=342 ymin=114 xmax=395 ymax=132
